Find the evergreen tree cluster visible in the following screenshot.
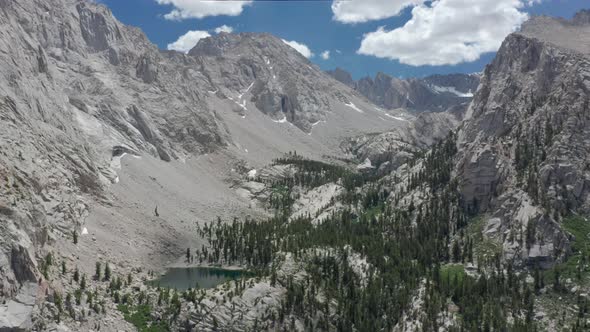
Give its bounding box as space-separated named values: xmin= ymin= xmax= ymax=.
xmin=189 ymin=132 xmax=553 ymax=331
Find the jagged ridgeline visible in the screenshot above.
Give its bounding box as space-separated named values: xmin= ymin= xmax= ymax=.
xmin=1 ymin=0 xmax=590 ymax=329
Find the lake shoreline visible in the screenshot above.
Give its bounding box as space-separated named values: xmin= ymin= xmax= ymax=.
xmin=166 ymin=260 xmax=248 ymax=272
xmin=149 ymin=266 xmax=248 ymax=291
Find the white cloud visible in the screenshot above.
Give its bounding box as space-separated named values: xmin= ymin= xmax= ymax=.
xmin=156 ymin=0 xmax=252 ymax=20
xmin=167 ymin=30 xmax=211 ymax=53
xmin=332 ymin=0 xmax=422 ymax=24
xmin=281 ymin=39 xmax=314 ymax=58
xmin=358 ymin=0 xmax=530 ymax=66
xmin=320 ymin=50 xmax=331 ymax=60
xmin=214 ymin=25 xmax=234 ymax=34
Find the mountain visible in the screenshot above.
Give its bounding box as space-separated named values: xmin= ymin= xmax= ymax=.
xmin=2 ymin=0 xmax=589 ymax=330
xmin=456 ymin=12 xmax=590 ymax=268
xmin=0 ymin=0 xmax=411 ymax=329
xmin=327 ymin=69 xmax=480 ymax=112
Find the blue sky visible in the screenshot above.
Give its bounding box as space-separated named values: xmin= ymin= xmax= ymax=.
xmin=100 ymin=0 xmax=588 ymax=80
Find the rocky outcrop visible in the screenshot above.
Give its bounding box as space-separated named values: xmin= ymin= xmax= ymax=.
xmin=325 ymin=68 xmax=354 ymax=87
xmin=344 ymin=108 xmax=465 ymax=174
xmin=76 ymin=2 xmax=122 ymax=52
xmin=135 ymin=54 xmax=158 ymax=83
xmin=0 ymin=283 xmax=38 ymax=331
xmin=456 ymin=14 xmax=590 ymax=267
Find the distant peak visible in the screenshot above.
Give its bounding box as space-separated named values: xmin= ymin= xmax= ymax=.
xmin=188 ymin=32 xmax=297 ymax=58
xmin=326 ymin=68 xmax=354 ymax=86
xmin=573 ymin=9 xmax=590 ymax=25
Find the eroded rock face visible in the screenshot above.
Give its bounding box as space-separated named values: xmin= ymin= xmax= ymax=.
xmin=135 ymin=54 xmax=158 ymax=83
xmin=0 ymin=283 xmax=38 ymax=331
xmin=0 ymin=0 xmax=226 ymax=312
xmin=456 ymin=15 xmax=590 ymax=267
xmin=188 ymin=32 xmax=362 ymax=132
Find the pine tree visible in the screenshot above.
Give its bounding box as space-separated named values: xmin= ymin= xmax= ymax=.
xmin=95 ymin=262 xmax=101 ymax=281
xmin=104 ymin=263 xmax=111 ymax=281
xmin=452 ymin=241 xmax=461 ymax=263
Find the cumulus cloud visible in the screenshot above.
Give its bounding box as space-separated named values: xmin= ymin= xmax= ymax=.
xmin=156 ymin=0 xmax=252 ymax=20
xmin=320 ymin=51 xmax=331 ymax=60
xmin=167 ymin=30 xmax=211 ymax=53
xmin=332 ymin=0 xmax=422 ymax=24
xmin=281 ymin=39 xmax=314 ymax=58
xmin=358 ymin=0 xmax=530 ymax=66
xmin=214 ymin=25 xmax=234 ymax=34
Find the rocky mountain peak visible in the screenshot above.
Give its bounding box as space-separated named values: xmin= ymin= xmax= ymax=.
xmin=325 ymin=67 xmax=354 ymax=87
xmin=186 ymin=31 xmax=393 ymax=133
xmin=572 ymin=9 xmax=590 ymax=25
xmin=457 ymin=12 xmax=590 ymax=268
xmin=188 ymin=32 xmax=310 ymax=66
xmin=520 ymin=11 xmax=590 ymax=55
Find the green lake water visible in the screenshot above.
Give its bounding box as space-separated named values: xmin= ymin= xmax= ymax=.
xmin=150 ymin=267 xmax=244 ymax=291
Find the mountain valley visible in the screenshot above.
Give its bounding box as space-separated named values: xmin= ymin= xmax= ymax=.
xmin=1 ymin=1 xmax=590 ymax=331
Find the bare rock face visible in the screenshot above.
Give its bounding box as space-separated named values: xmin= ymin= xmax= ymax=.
xmin=325 ymin=68 xmax=354 ymax=87
xmin=189 ymin=32 xmax=366 ymax=132
xmin=76 ymin=2 xmax=121 ymax=52
xmin=0 ymin=0 xmax=227 ymax=310
xmin=0 ymin=283 xmax=38 ymax=331
xmin=572 ymin=9 xmax=590 ymax=25
xmin=135 ymin=54 xmax=158 ymax=83
xmin=456 ymin=14 xmax=590 ymax=267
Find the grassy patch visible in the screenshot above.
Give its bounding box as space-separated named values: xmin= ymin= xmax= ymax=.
xmin=362 ymin=203 xmax=384 ymax=221
xmin=465 ymin=216 xmax=503 ymax=260
xmin=117 ymin=304 xmax=170 ymax=332
xmin=271 ymin=184 xmax=290 ymax=196
xmin=547 ymin=215 xmax=590 ymax=281
xmin=441 ymin=264 xmax=466 ymax=284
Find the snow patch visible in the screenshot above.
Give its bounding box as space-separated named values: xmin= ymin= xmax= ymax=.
xmin=238 ymin=81 xmax=255 ymax=99
xmin=344 ymin=102 xmax=364 ymax=113
xmin=247 ymin=169 xmax=257 ymax=179
xmin=110 ymin=152 xmax=141 ymax=180
xmin=75 ymin=109 xmax=103 ymax=136
xmin=384 ymin=113 xmax=409 ymax=122
xmin=431 ymin=85 xmax=474 ymax=97
xmin=272 ymin=116 xmax=288 ymax=124
xmin=357 ymin=158 xmax=374 ymax=170
xmin=110 ymin=152 xmax=127 ymax=170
